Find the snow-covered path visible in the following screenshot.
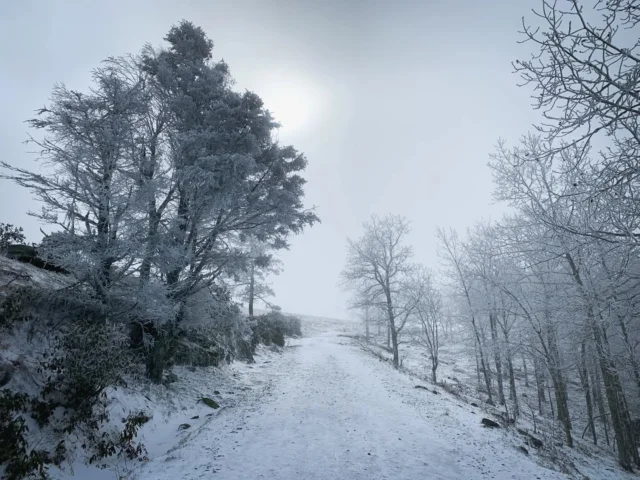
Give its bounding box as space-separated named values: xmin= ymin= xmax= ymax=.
xmin=135 ymin=332 xmax=567 ymax=480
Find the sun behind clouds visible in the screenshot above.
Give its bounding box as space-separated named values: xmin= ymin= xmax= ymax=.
xmin=258 ymin=72 xmax=323 ymax=135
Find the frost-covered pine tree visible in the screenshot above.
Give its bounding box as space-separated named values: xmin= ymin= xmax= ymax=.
xmin=231 ymin=235 xmax=283 ymax=317
xmin=1 ymin=20 xmax=319 ymax=383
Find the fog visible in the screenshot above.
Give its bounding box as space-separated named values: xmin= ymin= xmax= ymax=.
xmin=0 ymin=0 xmax=542 ymax=319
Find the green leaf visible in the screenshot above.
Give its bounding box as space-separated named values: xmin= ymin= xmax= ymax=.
xmin=200 ymin=397 xmax=219 ymax=409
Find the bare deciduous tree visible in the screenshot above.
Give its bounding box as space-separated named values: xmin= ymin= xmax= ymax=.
xmin=409 ymin=267 xmax=442 ymax=383
xmin=340 ymin=214 xmax=416 ymax=368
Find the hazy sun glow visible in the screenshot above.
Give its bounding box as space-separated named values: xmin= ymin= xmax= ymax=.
xmin=259 ymin=74 xmax=322 ymax=134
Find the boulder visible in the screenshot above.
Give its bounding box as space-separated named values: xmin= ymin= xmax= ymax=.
xmin=481 ymin=418 xmax=500 ymax=428
xmin=517 ymin=428 xmax=543 ymax=448
xmin=163 ymin=371 xmax=179 ymax=385
xmin=0 ymin=363 xmax=13 ymax=387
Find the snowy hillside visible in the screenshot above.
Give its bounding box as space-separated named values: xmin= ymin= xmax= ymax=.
xmin=31 ymin=318 xmax=627 ymax=479
xmin=0 ymin=259 xmax=631 ymax=479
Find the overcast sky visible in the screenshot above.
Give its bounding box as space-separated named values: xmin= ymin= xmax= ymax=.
xmin=0 ymin=0 xmax=544 ymax=320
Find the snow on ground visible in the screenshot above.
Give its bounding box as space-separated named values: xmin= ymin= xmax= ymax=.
xmin=361 ymin=331 xmax=632 ymax=480
xmin=49 ymin=345 xmax=288 ymax=480
xmin=0 ymin=255 xmax=71 ymax=294
xmin=128 ymin=328 xmax=580 ymax=480
xmin=41 ymin=315 xmax=631 ymax=479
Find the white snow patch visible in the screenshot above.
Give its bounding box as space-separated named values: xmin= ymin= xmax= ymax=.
xmin=128 ymin=332 xmax=588 ymax=480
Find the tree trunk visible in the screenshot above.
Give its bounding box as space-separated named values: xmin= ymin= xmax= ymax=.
xmin=507 ymin=355 xmax=518 ymax=416
xmin=390 ymin=320 xmax=399 ymax=368
xmin=548 ymin=380 xmax=555 ymax=420
xmin=248 ymin=262 xmax=255 ymax=317
xmin=140 ymin=204 xmax=159 ymax=285
xmin=146 ymin=308 xmax=181 ymax=383
xmin=592 ymin=322 xmax=639 ymax=470
xmin=579 ymin=341 xmax=597 ymax=445
xmin=565 ymin=253 xmax=638 ymax=469
xmin=522 ymin=354 xmax=529 ymax=387
xmin=475 ymin=346 xmax=482 ymax=387
xmin=472 ymin=319 xmax=493 ymax=405
xmin=614 ymin=311 xmax=640 ymax=398
xmin=601 ymin=259 xmax=640 ymax=398
xmin=534 ymin=357 xmax=544 ymax=415
xmin=364 ymin=306 xmax=370 ymax=343
xmin=549 ymin=370 xmax=573 ymax=447
xmin=166 ymin=188 xmax=189 ymax=288
xmin=146 ymin=336 xmax=166 ymax=383
xmin=431 ymin=352 xmax=438 ymax=383
xmin=489 ymin=313 xmax=505 ymax=405
xmin=593 ymin=355 xmax=610 ymax=446
xmin=546 ymin=324 xmax=573 ymax=447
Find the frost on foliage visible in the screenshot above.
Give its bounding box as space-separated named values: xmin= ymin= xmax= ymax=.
xmin=0 ymin=18 xmax=320 ymax=478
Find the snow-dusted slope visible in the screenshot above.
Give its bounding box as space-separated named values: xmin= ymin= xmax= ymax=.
xmin=0 ymin=255 xmax=71 ymax=293
xmin=132 ymin=333 xmax=575 ymax=480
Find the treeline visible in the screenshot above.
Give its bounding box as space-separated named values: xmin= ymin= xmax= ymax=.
xmin=344 ymin=1 xmax=640 ymax=472
xmin=0 ymin=21 xmax=313 ymax=479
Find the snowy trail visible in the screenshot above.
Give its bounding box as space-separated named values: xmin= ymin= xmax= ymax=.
xmin=135 ymin=333 xmax=567 ymax=480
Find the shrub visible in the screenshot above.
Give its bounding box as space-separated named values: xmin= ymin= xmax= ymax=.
xmin=0 ymin=390 xmax=66 ymax=480
xmin=285 ymin=315 xmax=302 ymax=337
xmin=252 ymin=312 xmax=286 ymax=347
xmin=252 ymin=311 xmax=302 ymax=348
xmin=0 ymin=286 xmax=145 ymax=479
xmin=88 ymin=411 xmax=150 ymax=465
xmin=0 ymin=224 xmax=26 ymax=255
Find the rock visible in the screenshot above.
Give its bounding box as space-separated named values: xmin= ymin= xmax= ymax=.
xmin=471 ymin=402 xmax=479 ymax=407
xmin=213 ymin=390 xmax=220 ymax=395
xmin=481 ymin=418 xmax=500 ymax=428
xmin=236 ymin=338 xmax=255 ymax=363
xmin=178 ymin=423 xmax=191 ymax=430
xmin=529 ymin=436 xmax=543 ymax=448
xmin=432 ymin=390 xmax=439 ymax=395
xmin=0 ymin=364 xmax=13 ymax=387
xmin=517 ymin=428 xmax=543 ymax=448
xmin=519 ymin=446 xmax=529 ymax=455
xmin=200 ymin=397 xmax=220 ymax=409
xmin=163 ymin=371 xmax=179 ymax=385
xmin=191 ymin=415 xmax=200 ymax=420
